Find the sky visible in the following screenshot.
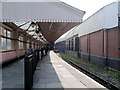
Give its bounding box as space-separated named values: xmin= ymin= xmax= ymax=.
xmin=60 ymin=0 xmax=117 ymax=20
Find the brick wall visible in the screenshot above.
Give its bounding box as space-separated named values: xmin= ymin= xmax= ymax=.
xmin=89 ymin=30 xmax=104 ymax=56
xmin=107 ymin=28 xmax=119 ymax=58
xmin=65 ymin=27 xmax=119 ymax=70
xmin=80 ymin=35 xmax=88 ymax=53
xmin=1 ymin=50 xmax=16 ymax=63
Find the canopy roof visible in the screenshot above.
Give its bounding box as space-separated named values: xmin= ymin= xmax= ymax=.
xmin=0 ymin=1 xmax=85 ymax=22
xmin=0 ymin=1 xmax=85 ymax=44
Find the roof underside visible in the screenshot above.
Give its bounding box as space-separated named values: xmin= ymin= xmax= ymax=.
xmin=0 ymin=1 xmax=85 ymax=44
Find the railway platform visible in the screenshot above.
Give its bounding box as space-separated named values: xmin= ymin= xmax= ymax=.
xmin=1 ymin=51 xmax=108 ymax=89
xmin=33 ymin=51 xmax=107 ymax=89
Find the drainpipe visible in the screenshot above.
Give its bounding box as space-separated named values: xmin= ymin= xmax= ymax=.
xmin=102 ymin=30 xmax=104 ymax=57
xmin=118 ymin=17 xmax=120 ymax=59
xmin=105 ymin=29 xmax=108 ymax=69
xmin=87 ymin=34 xmax=90 ymax=62
xmin=79 ymin=37 xmax=81 ymax=59
xmin=118 ymin=17 xmax=120 ymax=70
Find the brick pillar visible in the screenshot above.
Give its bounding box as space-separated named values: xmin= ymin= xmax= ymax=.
xmin=13 ymin=29 xmax=19 ymax=56
xmin=24 ymin=33 xmax=27 ymax=50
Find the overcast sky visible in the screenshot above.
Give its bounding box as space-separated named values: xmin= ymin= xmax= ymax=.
xmin=60 ymin=0 xmax=117 ymax=20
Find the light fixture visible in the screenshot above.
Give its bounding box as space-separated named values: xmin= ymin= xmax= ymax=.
xmin=39 ymin=35 xmax=42 ymax=37
xmin=35 ymin=28 xmax=41 ymax=34
xmin=41 ymin=37 xmax=43 ymax=40
xmin=35 ymin=28 xmax=39 ymax=34
xmin=31 ymin=22 xmax=36 ymax=28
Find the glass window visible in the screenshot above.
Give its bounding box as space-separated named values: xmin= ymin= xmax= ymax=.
xmin=27 ymin=39 xmax=30 ymax=49
xmin=3 ymin=28 xmax=6 ymax=37
xmin=32 ymin=43 xmax=34 ymax=48
xmin=0 ymin=27 xmax=12 ymax=50
xmin=19 ymin=35 xmax=24 ymax=49
xmin=19 ymin=42 xmax=23 ymax=49
xmin=7 ymin=30 xmax=11 ymax=38
xmin=71 ymin=39 xmax=74 ymax=51
xmin=27 ymin=43 xmax=29 ymax=49
xmin=7 ymin=39 xmax=11 ymax=50
xmin=2 ymin=38 xmax=6 ymax=50
xmin=0 ymin=27 xmax=2 ymax=35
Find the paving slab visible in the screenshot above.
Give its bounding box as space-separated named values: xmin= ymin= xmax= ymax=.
xmin=2 ymin=59 xmax=24 ymax=89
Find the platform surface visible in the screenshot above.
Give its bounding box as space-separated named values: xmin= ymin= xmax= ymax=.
xmin=33 ymin=51 xmax=107 ymax=89
xmin=2 ymin=58 xmax=24 ymax=88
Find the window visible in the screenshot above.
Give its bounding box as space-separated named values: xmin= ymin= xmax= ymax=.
xmin=71 ymin=38 xmax=74 ymax=51
xmin=35 ymin=44 xmax=37 ymax=49
xmin=69 ymin=40 xmax=70 ymax=50
xmin=0 ymin=27 xmax=12 ymax=50
xmin=66 ymin=40 xmax=69 ymax=50
xmin=7 ymin=39 xmax=11 ymax=50
xmin=27 ymin=39 xmax=30 ymax=49
xmin=7 ymin=31 xmax=11 ymax=38
xmin=19 ymin=35 xmax=24 ymax=49
xmin=7 ymin=31 xmax=11 ymax=50
xmin=32 ymin=43 xmax=34 ymax=48
xmin=1 ymin=38 xmax=6 ymax=50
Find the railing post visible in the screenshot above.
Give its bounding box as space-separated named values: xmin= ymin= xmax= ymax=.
xmin=24 ymin=49 xmax=41 ymax=90
xmin=37 ymin=49 xmax=40 ymax=61
xmin=41 ymin=48 xmax=43 ymax=60
xmin=24 ymin=55 xmax=33 ymax=90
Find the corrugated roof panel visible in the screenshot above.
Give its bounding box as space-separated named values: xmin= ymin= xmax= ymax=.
xmin=0 ymin=2 xmax=85 ymax=22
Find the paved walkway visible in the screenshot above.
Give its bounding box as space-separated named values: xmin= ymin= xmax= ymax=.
xmin=2 ymin=58 xmax=24 ymax=88
xmin=33 ymin=51 xmax=107 ymax=89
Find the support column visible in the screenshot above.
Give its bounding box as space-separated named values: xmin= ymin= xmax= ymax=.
xmin=118 ymin=17 xmax=120 ymax=59
xmin=87 ymin=34 xmax=90 ymax=61
xmin=0 ymin=23 xmax=2 ymax=50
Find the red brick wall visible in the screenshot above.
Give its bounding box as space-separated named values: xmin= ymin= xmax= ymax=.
xmin=107 ymin=28 xmax=119 ymax=58
xmin=80 ymin=35 xmax=88 ymax=53
xmin=1 ymin=50 xmax=16 ymax=63
xmin=1 ymin=49 xmax=25 ymax=64
xmin=18 ymin=49 xmax=25 ymax=57
xmin=89 ymin=30 xmax=103 ymax=56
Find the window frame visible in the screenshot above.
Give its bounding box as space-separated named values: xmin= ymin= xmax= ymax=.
xmin=19 ymin=34 xmax=24 ymax=49
xmin=0 ymin=26 xmax=12 ymax=51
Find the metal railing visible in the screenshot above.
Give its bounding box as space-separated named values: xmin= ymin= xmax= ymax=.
xmin=24 ymin=48 xmax=48 ymax=90
xmin=24 ymin=49 xmax=41 ymax=90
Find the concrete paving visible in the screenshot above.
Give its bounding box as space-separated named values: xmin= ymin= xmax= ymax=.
xmin=33 ymin=51 xmax=108 ymax=89
xmin=2 ymin=58 xmax=24 ymax=89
